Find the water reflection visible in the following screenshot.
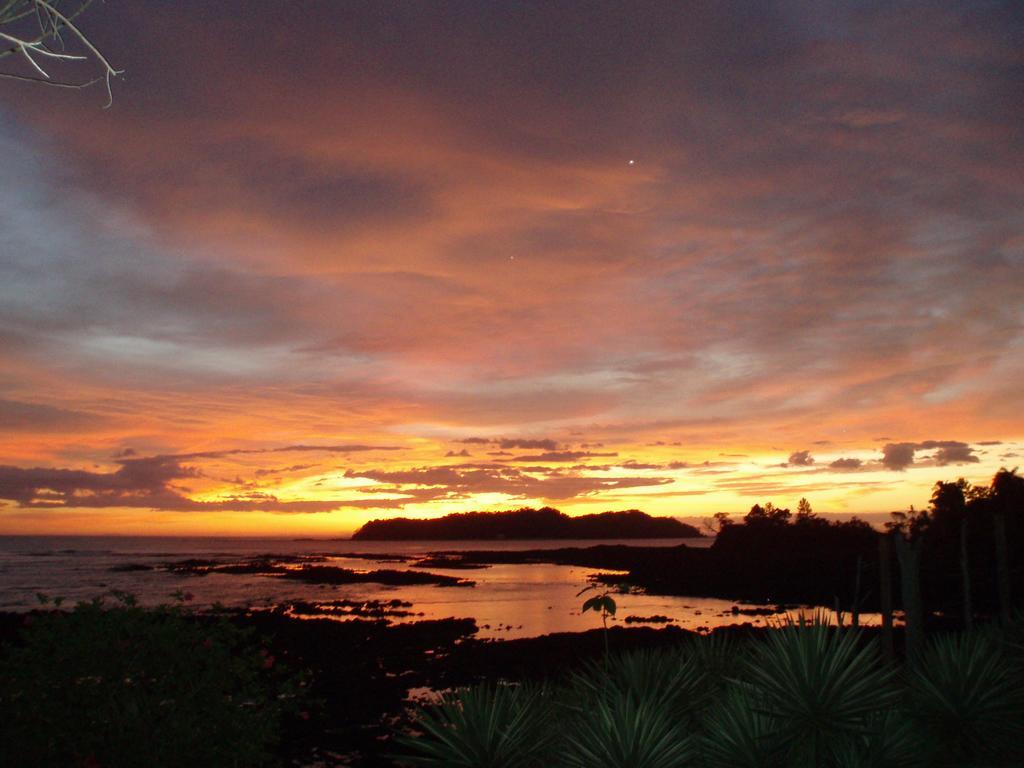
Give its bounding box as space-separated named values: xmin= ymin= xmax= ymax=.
xmin=0 ymin=536 xmax=884 ymax=639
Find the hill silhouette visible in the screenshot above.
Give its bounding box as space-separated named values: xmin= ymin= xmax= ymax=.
xmin=351 ymin=507 xmax=702 ymax=541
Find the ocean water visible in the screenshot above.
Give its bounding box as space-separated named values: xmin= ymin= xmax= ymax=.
xmin=0 ymin=536 xmax=876 ymax=639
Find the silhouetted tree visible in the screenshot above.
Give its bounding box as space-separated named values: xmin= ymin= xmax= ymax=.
xmin=794 ymin=496 xmax=830 ymax=532
xmin=744 ymin=501 xmax=791 ymax=527
xmin=991 ymin=468 xmax=1022 ymax=625
xmin=930 ymin=479 xmax=972 ymax=628
xmin=703 ymin=511 xmax=733 ymax=535
xmin=796 ymin=497 xmax=813 ymax=519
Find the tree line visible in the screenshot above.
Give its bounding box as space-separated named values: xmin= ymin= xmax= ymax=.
xmin=712 ymin=469 xmax=1023 ymax=659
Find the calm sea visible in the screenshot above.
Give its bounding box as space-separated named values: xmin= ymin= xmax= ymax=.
xmin=0 ymin=536 xmax=871 ymax=639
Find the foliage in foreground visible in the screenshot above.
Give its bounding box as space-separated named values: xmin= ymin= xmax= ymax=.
xmin=392 ymin=683 xmax=554 ymax=768
xmin=907 ymin=630 xmax=1024 ymax=766
xmin=0 ymin=595 xmax=296 ymax=768
xmin=395 ymin=619 xmax=1024 ymax=768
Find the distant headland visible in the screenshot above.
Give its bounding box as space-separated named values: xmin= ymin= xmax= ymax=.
xmin=351 ymin=507 xmax=703 ymax=541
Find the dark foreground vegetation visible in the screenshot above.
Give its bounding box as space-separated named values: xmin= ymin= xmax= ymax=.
xmin=0 ymin=596 xmax=297 ymax=768
xmin=3 ymin=598 xmax=1023 ymax=768
xmin=0 ymin=595 xmax=479 ymax=768
xmin=397 ymin=617 xmax=1024 ymax=768
xmin=0 ymin=596 xmax=711 ymax=767
xmin=353 ymin=507 xmax=702 ymax=540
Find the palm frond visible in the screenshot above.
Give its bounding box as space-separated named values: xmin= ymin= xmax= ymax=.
xmin=830 ymin=710 xmax=927 ymax=768
xmin=699 ymin=683 xmax=780 ymax=768
xmin=393 ymin=682 xmax=554 ymax=768
xmin=567 ymin=646 xmax=709 ymax=723
xmin=562 ymin=689 xmax=694 ymax=768
xmin=743 ymin=616 xmax=897 ymax=765
xmin=906 ymin=630 xmax=1024 ymax=766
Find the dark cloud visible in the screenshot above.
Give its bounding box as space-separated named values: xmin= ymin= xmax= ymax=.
xmin=881 ymin=443 xmax=918 ymax=471
xmin=346 ymin=466 xmax=510 ymax=487
xmin=452 ymin=438 xmax=560 ymax=450
xmin=787 ymin=450 xmax=815 ymax=467
xmin=498 ymin=439 xmax=560 ymax=451
xmin=0 ymin=454 xmax=410 ymax=513
xmin=198 ymin=139 xmax=433 ymax=233
xmin=0 ymin=457 xmax=196 ymax=509
xmin=345 ymin=464 xmax=672 ymax=502
xmin=0 ymin=398 xmax=101 ymax=432
xmin=920 ymin=441 xmax=980 ymax=466
xmin=829 ymin=458 xmax=864 ymax=470
xmin=445 ymin=449 xmax=471 ymax=457
xmin=509 ymin=451 xmax=617 ymax=462
xmin=879 ymin=440 xmax=980 ymax=470
xmin=169 ymin=444 xmax=402 ymax=460
xmin=619 ymin=460 xmax=664 ymax=470
xmin=580 ymin=459 xmax=687 ymax=471
xmin=253 ymin=463 xmax=317 ymax=477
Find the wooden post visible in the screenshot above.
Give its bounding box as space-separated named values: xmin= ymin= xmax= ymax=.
xmin=851 ymin=555 xmax=863 ymax=629
xmin=994 ymin=509 xmax=1011 ymax=626
xmin=879 ymin=534 xmax=895 ymax=663
xmin=894 ymin=535 xmax=924 ymax=662
xmin=959 ymin=516 xmax=972 ymax=630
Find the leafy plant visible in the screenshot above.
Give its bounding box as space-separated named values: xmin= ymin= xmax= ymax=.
xmin=562 ymin=689 xmax=694 ymax=768
xmin=685 ymin=631 xmax=747 ymax=701
xmin=579 ymin=584 xmax=619 ymax=622
xmin=906 ymin=630 xmax=1024 ymax=766
xmin=391 ymin=618 xmax=1024 ymax=768
xmin=743 ymin=615 xmax=898 ymax=767
xmin=578 ymin=583 xmax=623 ymax=659
xmin=700 ymin=684 xmax=779 ymax=768
xmin=830 ymin=711 xmax=925 ymax=768
xmin=394 ymin=682 xmax=554 ymax=768
xmin=568 ymin=647 xmax=708 ymax=725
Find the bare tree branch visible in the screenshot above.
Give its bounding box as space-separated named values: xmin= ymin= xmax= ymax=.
xmin=0 ymin=0 xmax=119 ymax=105
xmin=0 ymin=68 xmax=99 ymax=88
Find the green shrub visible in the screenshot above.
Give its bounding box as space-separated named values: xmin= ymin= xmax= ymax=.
xmin=685 ymin=631 xmax=747 ymax=694
xmin=830 ymin=711 xmax=925 ymax=768
xmin=743 ymin=619 xmax=898 ymax=767
xmin=395 ymin=621 xmax=1024 ymax=768
xmin=562 ymin=690 xmax=694 ymax=768
xmin=393 ymin=682 xmax=554 ymax=768
xmin=567 ymin=646 xmax=708 ymax=725
xmin=906 ymin=630 xmax=1024 ymax=766
xmin=0 ymin=597 xmax=291 ymax=768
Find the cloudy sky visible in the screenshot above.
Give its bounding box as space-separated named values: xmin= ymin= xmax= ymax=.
xmin=1 ymin=1 xmax=1021 ymax=535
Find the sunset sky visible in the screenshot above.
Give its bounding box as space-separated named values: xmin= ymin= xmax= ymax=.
xmin=1 ymin=1 xmax=1022 ymax=536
